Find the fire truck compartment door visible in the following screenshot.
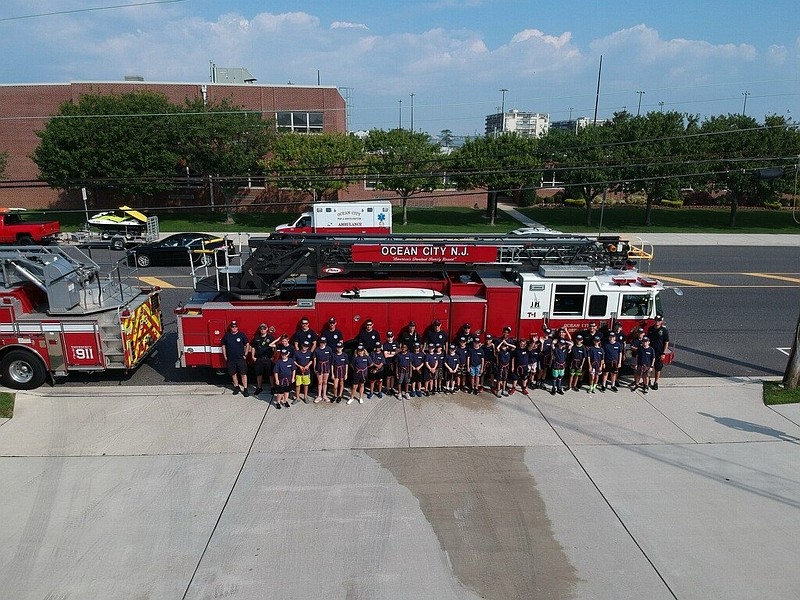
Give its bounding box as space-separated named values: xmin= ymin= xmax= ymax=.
xmin=62 ymin=326 xmax=104 ymax=367
xmin=45 ymin=330 xmax=65 ymax=372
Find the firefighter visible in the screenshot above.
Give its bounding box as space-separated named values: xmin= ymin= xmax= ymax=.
xmin=568 ymin=335 xmax=587 ymax=392
xmin=313 ymin=336 xmax=333 ymax=403
xmin=320 ymin=317 xmax=344 ymax=348
xmin=273 ymin=347 xmax=296 ymax=409
xmin=395 ymin=342 xmax=413 ymax=399
xmin=349 ymin=344 xmax=370 ymax=404
xmin=646 ymin=315 xmax=670 ymax=390
xmin=249 ymin=323 xmax=275 ymax=396
xmin=424 ymin=319 xmax=448 ymax=350
xmin=293 ymin=340 xmax=313 ymax=404
xmin=601 ymin=331 xmax=624 ymax=392
xmin=383 ymin=331 xmax=398 ymax=396
xmin=587 ymin=336 xmax=605 ymax=394
xmin=291 ymin=317 xmax=317 ymax=352
xmin=631 ymin=337 xmax=656 ymax=393
xmin=399 ymin=321 xmax=421 ymax=350
xmin=367 ymin=343 xmax=385 ymax=399
xmin=331 ymin=341 xmax=349 ymax=403
xmin=434 ymin=343 xmax=445 ymax=393
xmin=356 ymin=319 xmax=381 ymax=350
xmin=220 ymin=320 xmax=250 ymax=396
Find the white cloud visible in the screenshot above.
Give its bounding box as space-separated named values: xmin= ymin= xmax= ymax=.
xmin=331 ymin=21 xmax=369 ymax=30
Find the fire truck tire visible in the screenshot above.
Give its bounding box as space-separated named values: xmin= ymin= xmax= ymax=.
xmin=110 ymin=237 xmax=125 ymax=251
xmin=136 ymin=254 xmax=151 ymax=268
xmin=0 ymin=349 xmax=48 ymax=390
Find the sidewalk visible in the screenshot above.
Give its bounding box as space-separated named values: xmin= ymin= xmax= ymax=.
xmin=497 ymin=202 xmax=800 ymax=246
xmin=2 ymin=377 xmax=799 ymax=599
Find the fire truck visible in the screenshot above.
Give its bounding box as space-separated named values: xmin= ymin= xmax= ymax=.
xmin=176 ymin=233 xmax=668 ymax=370
xmin=0 ymin=245 xmax=163 ymax=390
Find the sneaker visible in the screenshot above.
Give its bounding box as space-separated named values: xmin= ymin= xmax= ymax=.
xmin=243 ymin=388 xmax=250 ymax=397
xmin=642 ymin=386 xmax=649 ymax=394
xmin=232 ymin=387 xmax=239 ymax=395
xmin=274 ymin=402 xmax=282 ymax=410
xmin=346 ymin=398 xmax=354 ymax=405
xmin=473 ymin=389 xmax=479 ymax=395
xmin=335 ymin=396 xmax=342 ymax=403
xmin=550 ymin=388 xmax=556 ymax=396
xmin=283 ymin=402 xmax=290 ymax=408
xmin=502 ymin=390 xmax=509 ymax=397
xmin=314 ymin=396 xmax=322 ymax=403
xmin=254 ymin=387 xmax=263 ymax=395
xmin=611 ymin=385 xmax=618 ymax=392
xmin=521 ymin=388 xmax=528 ymax=395
xmin=652 ymin=382 xmax=659 ymax=390
xmin=630 ymin=384 xmax=637 ymax=392
xmin=495 ymin=391 xmax=502 ymax=398
xmin=376 ymin=392 xmax=383 ymax=398
xmin=417 ymin=391 xmax=423 ymax=397
xmin=367 ymin=392 xmax=373 ymax=399
xmin=598 ymin=386 xmax=605 ymax=393
xmin=557 ymin=388 xmax=565 ymax=395
xmin=291 ymin=397 xmax=298 ymax=405
xmin=358 ymin=397 xmax=364 ymax=404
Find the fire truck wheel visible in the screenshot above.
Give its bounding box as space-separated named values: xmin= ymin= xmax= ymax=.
xmin=110 ymin=237 xmax=125 ymax=251
xmin=136 ymin=253 xmax=151 ymax=268
xmin=0 ymin=349 xmax=47 ymax=390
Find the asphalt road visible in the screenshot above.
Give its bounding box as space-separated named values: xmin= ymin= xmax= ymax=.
xmin=58 ymin=245 xmax=800 ymax=388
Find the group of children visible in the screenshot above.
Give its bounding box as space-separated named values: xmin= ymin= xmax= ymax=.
xmin=221 ymin=316 xmax=670 ymax=408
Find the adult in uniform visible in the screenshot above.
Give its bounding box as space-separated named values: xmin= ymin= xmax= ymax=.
xmin=249 ymin=323 xmax=275 ymax=396
xmin=320 ymin=317 xmax=344 ymax=348
xmin=646 ymin=315 xmax=670 ymax=390
xmin=220 ymin=320 xmax=250 ymax=396
xmin=399 ymin=321 xmax=421 ymax=351
xmin=291 ymin=317 xmax=317 ymax=352
xmin=425 ymin=319 xmax=448 ymax=350
xmin=356 ymin=319 xmax=381 ymax=351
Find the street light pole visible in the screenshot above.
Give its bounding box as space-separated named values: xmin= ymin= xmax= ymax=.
xmin=658 ymin=101 xmax=665 ymax=113
xmin=398 ymin=99 xmax=402 ymax=129
xmin=742 ymin=91 xmax=750 ymax=116
xmin=410 ymin=93 xmax=415 ymax=132
xmin=636 ymin=90 xmax=645 ymax=116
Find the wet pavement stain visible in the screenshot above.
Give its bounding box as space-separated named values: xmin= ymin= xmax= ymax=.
xmin=367 ymin=447 xmax=579 ymax=600
xmin=408 ymin=391 xmax=501 ymax=413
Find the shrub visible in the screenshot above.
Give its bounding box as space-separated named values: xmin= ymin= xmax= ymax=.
xmin=682 ymin=190 xmax=717 ymax=206
xmin=762 ymin=201 xmax=782 ymax=210
xmin=519 ymin=188 xmax=537 ymax=208
xmin=564 ymin=198 xmax=586 ymax=208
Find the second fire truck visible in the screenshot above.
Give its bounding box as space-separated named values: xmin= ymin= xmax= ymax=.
xmin=176 ymin=233 xmax=669 ymax=370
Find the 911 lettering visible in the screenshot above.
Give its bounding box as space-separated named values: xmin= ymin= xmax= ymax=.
xmin=72 ymin=346 xmax=94 ymax=360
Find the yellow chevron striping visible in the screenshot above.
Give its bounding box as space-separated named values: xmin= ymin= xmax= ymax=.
xmin=743 ymin=273 xmax=800 ymax=284
xmin=139 ymin=276 xmax=175 ymax=289
xmin=650 ymin=274 xmax=719 ymax=288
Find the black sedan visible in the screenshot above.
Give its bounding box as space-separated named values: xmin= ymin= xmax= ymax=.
xmin=127 ymin=233 xmax=233 ymax=268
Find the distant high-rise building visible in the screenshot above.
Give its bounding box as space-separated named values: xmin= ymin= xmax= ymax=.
xmin=485 ymin=110 xmax=549 ymax=138
xmin=550 ymin=116 xmax=592 ymax=133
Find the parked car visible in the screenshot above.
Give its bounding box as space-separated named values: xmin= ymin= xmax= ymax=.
xmin=509 ymin=226 xmax=563 ymax=236
xmin=127 ymin=233 xmax=233 ymax=268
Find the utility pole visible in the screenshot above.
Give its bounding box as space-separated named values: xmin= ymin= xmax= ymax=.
xmin=500 ymin=88 xmax=508 ymax=133
xmin=593 ymin=55 xmax=603 ymax=125
xmin=398 ymin=99 xmax=402 ymax=129
xmin=636 ymin=91 xmax=645 ymax=116
xmin=742 ymin=91 xmax=750 ymax=116
xmin=410 ymin=93 xmax=415 ymax=132
xmin=658 ymin=101 xmax=665 ymax=113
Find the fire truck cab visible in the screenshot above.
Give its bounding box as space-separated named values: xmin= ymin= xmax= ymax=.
xmin=0 ymin=245 xmax=163 ymax=389
xmin=176 ymin=233 xmax=666 ymax=370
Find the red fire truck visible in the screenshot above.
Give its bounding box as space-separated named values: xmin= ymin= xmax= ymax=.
xmin=0 ymin=245 xmax=163 ymax=389
xmin=176 ymin=233 xmax=668 ymax=370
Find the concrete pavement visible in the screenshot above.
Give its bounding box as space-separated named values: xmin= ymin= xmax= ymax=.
xmin=2 ymin=377 xmax=800 ymax=599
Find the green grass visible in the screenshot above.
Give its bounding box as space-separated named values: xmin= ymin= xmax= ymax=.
xmin=0 ymin=391 xmax=14 ymax=419
xmin=763 ymin=381 xmax=800 ymax=405
xmin=517 ymin=206 xmax=800 ymax=234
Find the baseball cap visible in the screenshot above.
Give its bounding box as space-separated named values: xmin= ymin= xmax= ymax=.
xmin=544 ymin=328 xmax=551 ymax=334
xmin=375 ymin=343 xmax=382 ymax=350
xmin=449 ymin=347 xmax=456 ymax=352
xmin=463 ymin=323 xmax=471 ymax=328
xmin=387 ymin=331 xmax=394 ymax=336
xmin=473 ymin=338 xmax=481 ymax=343
xmin=280 ymin=348 xmax=289 ymax=354
xmin=637 ymin=327 xmax=644 ymax=333
xmin=328 ymin=317 xmax=336 ymax=324
xmin=433 ymin=319 xmax=441 ymax=326
xmin=408 ymin=321 xmax=416 ymax=327
xmin=230 ymin=321 xmax=238 ymax=327
xmin=593 ymin=336 xmax=601 ymax=341
xmin=365 ymin=320 xmax=373 ymax=325
xmin=319 ymin=337 xmax=327 ymax=343
xmin=259 ymin=323 xmax=267 ymax=328
xmin=485 ymin=334 xmax=493 ymax=340
xmin=655 ymin=314 xmax=664 ymax=320
xmin=336 ymin=341 xmax=343 ymax=348
xmin=558 ymin=339 xmax=567 ymax=344
xmin=435 ymin=343 xmax=442 ymax=348
xmin=643 ymin=336 xmax=651 ymax=342
xmin=576 ymin=334 xmax=583 ymax=340
xmin=459 ymin=336 xmax=466 ymax=342
xmin=503 ymin=326 xmax=512 ymax=332
xmin=357 ymin=343 xmax=365 ymax=350
xmin=301 ymin=340 xmax=309 ymax=346
xmin=609 ymin=332 xmax=617 ymax=337
xmin=414 ymin=342 xmax=421 ymax=347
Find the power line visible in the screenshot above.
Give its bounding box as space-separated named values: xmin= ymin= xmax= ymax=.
xmin=0 ymin=0 xmax=188 ymax=23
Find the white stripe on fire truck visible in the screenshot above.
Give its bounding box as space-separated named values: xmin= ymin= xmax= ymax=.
xmin=0 ymin=323 xmax=98 ymax=334
xmin=183 ymin=346 xmax=223 ymax=354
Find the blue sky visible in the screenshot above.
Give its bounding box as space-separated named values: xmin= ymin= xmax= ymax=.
xmin=2 ymin=0 xmax=798 ymax=135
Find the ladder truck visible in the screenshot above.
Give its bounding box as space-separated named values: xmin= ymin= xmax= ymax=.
xmin=0 ymin=245 xmax=164 ymax=389
xmin=176 ymin=233 xmax=668 ymax=371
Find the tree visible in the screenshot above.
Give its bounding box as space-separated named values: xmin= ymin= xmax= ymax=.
xmin=364 ymin=129 xmax=443 ymax=225
xmin=614 ymin=111 xmax=696 ymax=226
xmin=0 ymin=150 xmax=7 ymax=179
xmin=263 ymin=132 xmax=364 ymax=202
xmin=177 ymin=98 xmax=275 ymax=220
xmin=785 ymin=310 xmax=800 ymax=390
xmin=450 ymin=134 xmax=541 ymax=226
xmin=33 ymin=91 xmax=183 ymax=200
xmin=539 ymin=124 xmax=618 ymax=226
xmin=439 ymin=129 xmax=454 ymax=148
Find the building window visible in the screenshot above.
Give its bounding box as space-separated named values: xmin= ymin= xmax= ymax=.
xmin=276 ymin=111 xmax=324 ymax=133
